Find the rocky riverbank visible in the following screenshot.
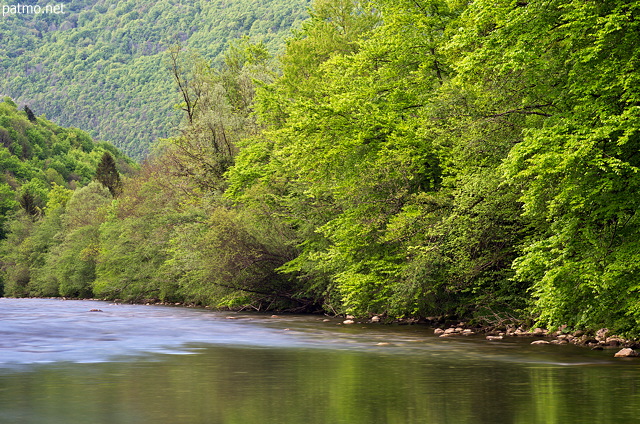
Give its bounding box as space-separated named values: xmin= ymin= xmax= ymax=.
xmin=436 ymin=324 xmax=638 ymax=349
xmin=340 ymin=315 xmax=640 ymax=358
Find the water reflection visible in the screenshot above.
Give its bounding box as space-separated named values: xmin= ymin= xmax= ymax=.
xmin=1 ymin=299 xmax=639 ymax=423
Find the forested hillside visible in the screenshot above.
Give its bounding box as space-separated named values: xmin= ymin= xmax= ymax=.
xmin=0 ymin=96 xmax=134 ymax=295
xmin=2 ymin=0 xmax=639 ymax=337
xmin=0 ymin=0 xmax=310 ymax=159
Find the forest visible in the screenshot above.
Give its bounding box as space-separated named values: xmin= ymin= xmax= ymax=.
xmin=1 ymin=0 xmax=639 ymax=336
xmin=0 ymin=0 xmax=311 ymax=159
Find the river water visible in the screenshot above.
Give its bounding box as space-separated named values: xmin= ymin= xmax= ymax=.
xmin=0 ymin=298 xmax=638 ymax=423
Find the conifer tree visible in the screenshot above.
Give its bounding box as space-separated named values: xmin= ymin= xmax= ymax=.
xmin=94 ymin=152 xmax=122 ymax=197
xmin=23 ymin=105 xmax=36 ymax=122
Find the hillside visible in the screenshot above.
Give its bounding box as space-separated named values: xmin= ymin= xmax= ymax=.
xmin=0 ymin=0 xmax=310 ymax=159
xmin=0 ymin=96 xmax=134 ymax=236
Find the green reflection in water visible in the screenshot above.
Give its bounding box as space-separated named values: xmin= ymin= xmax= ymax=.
xmin=1 ymin=344 xmax=639 ymax=424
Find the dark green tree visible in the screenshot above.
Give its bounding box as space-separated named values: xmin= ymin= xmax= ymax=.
xmin=23 ymin=105 xmax=36 ymax=123
xmin=18 ymin=192 xmax=40 ymax=217
xmin=94 ymin=152 xmax=122 ymax=197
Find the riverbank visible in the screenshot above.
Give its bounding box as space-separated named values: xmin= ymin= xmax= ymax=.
xmin=338 ymin=314 xmax=640 ymax=357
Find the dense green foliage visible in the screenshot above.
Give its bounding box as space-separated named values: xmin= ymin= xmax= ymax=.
xmin=0 ymin=97 xmax=134 ymax=296
xmin=0 ymin=0 xmax=311 ymax=159
xmin=2 ymin=0 xmax=640 ymax=336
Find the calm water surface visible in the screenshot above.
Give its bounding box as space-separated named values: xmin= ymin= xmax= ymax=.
xmin=0 ymin=298 xmax=638 ymax=423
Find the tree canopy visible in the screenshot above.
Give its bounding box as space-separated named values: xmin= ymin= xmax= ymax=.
xmin=2 ymin=0 xmax=640 ymax=337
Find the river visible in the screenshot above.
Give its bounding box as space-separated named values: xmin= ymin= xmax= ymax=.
xmin=0 ymin=298 xmax=638 ymax=423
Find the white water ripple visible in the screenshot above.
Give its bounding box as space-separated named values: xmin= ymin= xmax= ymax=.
xmin=0 ymin=298 xmax=300 ymax=366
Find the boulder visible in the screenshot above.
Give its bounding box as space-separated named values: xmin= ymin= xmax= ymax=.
xmin=486 ymin=335 xmax=503 ymax=341
xmin=531 ymin=340 xmax=550 ymax=345
xmin=533 ymin=328 xmax=546 ymax=336
xmin=370 ymin=316 xmax=381 ymax=323
xmin=605 ymin=337 xmax=626 ymax=347
xmin=595 ymin=328 xmax=610 ymax=342
xmin=434 ymin=328 xmax=445 ymax=335
xmin=576 ymin=335 xmax=598 ymax=345
xmin=614 ymin=348 xmax=638 ymax=358
xmin=343 ymin=319 xmax=355 ymax=325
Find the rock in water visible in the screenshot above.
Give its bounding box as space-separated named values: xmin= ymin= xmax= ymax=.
xmin=614 ymin=348 xmax=638 ymax=358
xmin=531 ymin=340 xmax=550 ymax=345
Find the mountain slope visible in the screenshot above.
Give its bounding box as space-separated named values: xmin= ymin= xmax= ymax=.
xmin=0 ymin=0 xmax=310 ymax=159
xmin=0 ymin=96 xmax=134 ymax=236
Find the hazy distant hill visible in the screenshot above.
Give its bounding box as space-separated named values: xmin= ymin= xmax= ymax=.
xmin=0 ymin=0 xmax=310 ymax=159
